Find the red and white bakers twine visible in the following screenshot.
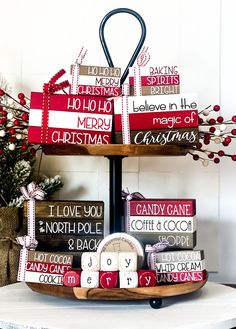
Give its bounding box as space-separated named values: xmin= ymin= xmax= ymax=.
xmin=133 ymin=46 xmax=150 ymax=97
xmin=71 ymin=47 xmax=88 ymax=95
xmin=16 ymin=182 xmax=45 ymax=281
xmin=127 ymin=199 xmax=131 ymax=232
xmin=145 ymin=242 xmax=169 ymax=269
xmin=134 ymin=66 xmax=142 ymax=97
xmin=17 ymin=248 xmax=28 ymax=282
xmin=121 ymin=83 xmax=131 ymax=144
xmin=122 ymin=187 xmax=145 ymax=201
xmin=136 ymin=46 xmax=150 ymax=67
xmin=41 ymin=69 xmax=70 ymax=144
xmin=122 ymin=188 xmax=145 ymax=232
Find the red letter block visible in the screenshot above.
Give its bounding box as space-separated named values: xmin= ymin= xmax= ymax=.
xmin=99 ymin=271 xmax=119 ymax=288
xmin=63 ymin=270 xmax=81 ymax=287
xmin=138 ymin=270 xmax=156 ymax=287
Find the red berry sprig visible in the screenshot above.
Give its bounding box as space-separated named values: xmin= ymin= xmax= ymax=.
xmin=189 ymin=104 xmax=236 ymax=165
xmin=0 ymin=88 xmax=38 ymax=160
xmin=0 ymin=88 xmax=29 ymax=112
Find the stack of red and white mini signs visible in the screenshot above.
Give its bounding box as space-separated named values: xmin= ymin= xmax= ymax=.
xmin=28 ymin=92 xmax=113 ymax=145
xmin=71 ymin=65 xmax=121 ymax=97
xmin=114 ymin=64 xmax=199 ymax=145
xmin=129 ymin=65 xmax=180 ymax=96
xmin=147 ymin=249 xmax=207 ymax=284
xmin=28 ymin=49 xmax=199 ymax=147
xmin=28 ymin=58 xmax=118 ymax=145
xmin=18 ymin=251 xmax=73 ymax=285
xmin=123 ymin=195 xmax=207 ymax=284
xmin=125 ymin=198 xmax=196 ymax=249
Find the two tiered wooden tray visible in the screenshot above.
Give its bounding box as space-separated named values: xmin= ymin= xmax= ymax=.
xmin=25 ymin=8 xmax=207 ymax=309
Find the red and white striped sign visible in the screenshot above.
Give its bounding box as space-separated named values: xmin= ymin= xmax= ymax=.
xmin=114 ymin=94 xmax=198 ymax=144
xmin=128 ymin=65 xmax=180 ymax=96
xmin=29 ymin=92 xmax=113 ymax=145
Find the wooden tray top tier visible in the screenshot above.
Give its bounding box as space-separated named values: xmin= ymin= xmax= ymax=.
xmin=27 ymin=279 xmax=207 ymax=301
xmin=42 ymin=144 xmax=189 ymax=157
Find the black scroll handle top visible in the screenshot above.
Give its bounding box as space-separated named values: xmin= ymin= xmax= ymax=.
xmin=99 ymin=8 xmax=146 ymax=85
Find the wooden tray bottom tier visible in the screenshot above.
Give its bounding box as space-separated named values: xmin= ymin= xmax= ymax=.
xmin=27 ymin=279 xmax=207 ymax=301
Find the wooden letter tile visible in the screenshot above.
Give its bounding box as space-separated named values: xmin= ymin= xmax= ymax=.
xmin=119 ymin=252 xmax=137 ymax=272
xmin=81 ymin=252 xmax=100 ymax=271
xmin=138 ymin=270 xmax=157 ymax=287
xmin=119 ymin=271 xmax=138 ymax=288
xmin=63 ymin=269 xmax=81 ymax=287
xmin=99 ymin=271 xmax=119 ymax=288
xmin=100 ymin=252 xmax=119 ymax=271
xmin=80 ymin=271 xmax=99 ymax=288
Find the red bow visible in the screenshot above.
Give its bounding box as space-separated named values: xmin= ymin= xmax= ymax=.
xmin=43 ymin=69 xmax=70 ymax=94
xmin=41 ymin=69 xmax=69 ymax=143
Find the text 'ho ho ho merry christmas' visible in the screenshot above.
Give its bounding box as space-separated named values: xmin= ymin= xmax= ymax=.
xmin=28 ymin=93 xmax=114 ymax=145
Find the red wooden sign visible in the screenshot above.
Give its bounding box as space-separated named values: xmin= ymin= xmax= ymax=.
xmin=114 ymin=93 xmax=199 ymax=145
xmin=28 ymin=92 xmax=113 ymax=145
xmin=157 ymin=270 xmax=207 ymax=283
xmin=115 ymin=110 xmax=198 ymax=131
xmin=77 ymin=85 xmax=121 ymax=97
xmin=129 ymin=75 xmax=180 ymax=86
xmin=129 ymin=199 xmax=196 ymax=217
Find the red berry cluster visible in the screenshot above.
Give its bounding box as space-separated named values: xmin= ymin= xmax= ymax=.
xmin=0 ymin=89 xmax=37 ymax=160
xmin=190 ymin=105 xmax=236 ymax=165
